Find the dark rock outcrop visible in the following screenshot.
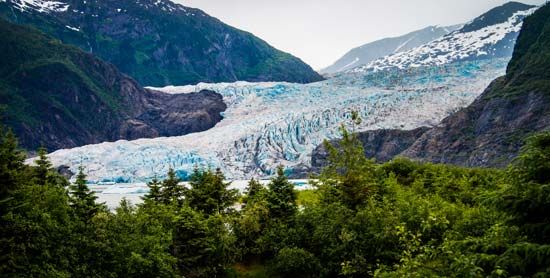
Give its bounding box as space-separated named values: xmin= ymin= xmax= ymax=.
xmin=401 ymin=83 xmax=550 ymax=167
xmin=311 ymin=127 xmax=430 ymax=170
xmin=0 ymin=19 xmax=226 ymax=151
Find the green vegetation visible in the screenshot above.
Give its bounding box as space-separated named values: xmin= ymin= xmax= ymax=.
xmin=0 ymin=18 xmax=131 ymax=150
xmin=0 ymin=0 xmax=323 ymax=87
xmin=485 ymin=3 xmax=550 ymax=99
xmin=0 ymin=19 xmax=124 ymax=123
xmin=1 ymin=122 xmax=550 ymax=277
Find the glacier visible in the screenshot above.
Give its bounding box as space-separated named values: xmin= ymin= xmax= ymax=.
xmin=38 ymin=58 xmax=510 ymax=182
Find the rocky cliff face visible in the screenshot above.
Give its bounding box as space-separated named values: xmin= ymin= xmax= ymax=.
xmin=0 ymin=0 xmax=323 ymax=86
xmin=311 ymin=127 xmax=430 ymax=170
xmin=403 ymin=3 xmax=550 ymax=167
xmin=0 ymin=19 xmax=226 ymax=151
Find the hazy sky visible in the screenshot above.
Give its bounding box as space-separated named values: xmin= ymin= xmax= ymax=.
xmin=176 ymin=0 xmax=546 ymax=70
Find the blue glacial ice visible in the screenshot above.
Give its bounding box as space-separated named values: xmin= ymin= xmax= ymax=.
xmin=39 ymin=59 xmax=510 ymax=182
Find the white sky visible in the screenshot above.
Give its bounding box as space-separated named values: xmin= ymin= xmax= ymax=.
xmin=176 ymin=0 xmax=546 ymax=70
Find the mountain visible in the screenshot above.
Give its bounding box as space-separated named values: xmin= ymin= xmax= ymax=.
xmin=311 ymin=3 xmax=550 ymax=169
xmin=30 ymin=3 xmax=533 ymax=181
xmin=402 ymin=2 xmax=550 ymax=167
xmin=320 ymin=25 xmax=461 ymax=74
xmin=352 ymin=2 xmax=537 ymax=73
xmin=0 ymin=0 xmax=323 ymax=87
xmin=0 ymin=18 xmax=226 ymax=151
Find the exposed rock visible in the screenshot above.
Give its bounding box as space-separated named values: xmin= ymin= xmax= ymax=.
xmin=402 ymin=4 xmax=550 ymax=167
xmin=402 ymin=81 xmax=550 ymax=167
xmin=311 ymin=127 xmax=430 ymax=171
xmin=0 ymin=18 xmax=226 ymax=151
xmin=56 ymin=165 xmax=74 ymax=179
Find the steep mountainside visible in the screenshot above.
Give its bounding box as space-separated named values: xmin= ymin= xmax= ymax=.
xmin=0 ymin=0 xmax=323 ymax=86
xmin=402 ymin=3 xmax=550 ymax=167
xmin=352 ymin=2 xmax=537 ymax=73
xmin=321 ymin=25 xmax=460 ymax=74
xmin=311 ymin=127 xmax=430 ymax=169
xmin=0 ymin=19 xmax=226 ymax=151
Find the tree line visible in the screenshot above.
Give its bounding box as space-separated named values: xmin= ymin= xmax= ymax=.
xmin=1 ymin=124 xmax=549 ymax=277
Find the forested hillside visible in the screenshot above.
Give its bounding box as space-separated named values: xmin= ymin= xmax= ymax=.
xmin=1 ymin=124 xmax=549 ymax=277
xmin=0 ymin=19 xmax=226 ymax=151
xmin=0 ymin=0 xmax=323 ymax=86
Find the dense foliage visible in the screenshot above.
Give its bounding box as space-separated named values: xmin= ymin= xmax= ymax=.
xmin=1 ymin=123 xmax=550 ymax=277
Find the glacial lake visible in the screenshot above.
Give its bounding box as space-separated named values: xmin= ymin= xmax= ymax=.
xmin=89 ymin=179 xmax=313 ymax=209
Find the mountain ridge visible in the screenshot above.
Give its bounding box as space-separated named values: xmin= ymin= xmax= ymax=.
xmin=321 ymin=25 xmax=461 ymax=74
xmin=0 ymin=18 xmax=227 ymax=151
xmin=351 ymin=2 xmax=537 ymax=73
xmin=0 ymin=0 xmax=324 ymax=86
xmin=402 ymin=2 xmax=550 ymax=167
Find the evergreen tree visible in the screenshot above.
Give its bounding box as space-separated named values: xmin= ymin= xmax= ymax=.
xmin=33 ymin=147 xmax=54 ymax=186
xmin=499 ymin=131 xmax=550 ymax=243
xmin=186 ymin=168 xmax=238 ymax=215
xmin=0 ymin=128 xmax=25 ymax=202
xmin=246 ymin=178 xmax=264 ymax=199
xmin=69 ymin=166 xmax=103 ymax=222
xmin=266 ymin=166 xmax=296 ymax=219
xmin=159 ymin=168 xmax=184 ymax=205
xmin=142 ymin=176 xmax=162 ymax=204
xmin=172 ymin=207 xmax=233 ymax=277
xmin=244 ymin=178 xmax=265 ymax=206
xmin=319 ymin=124 xmax=378 ymax=209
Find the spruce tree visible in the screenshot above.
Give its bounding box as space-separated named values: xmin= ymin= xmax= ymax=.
xmin=320 ymin=123 xmax=378 ymax=209
xmin=160 ymin=168 xmax=184 ymax=205
xmin=266 ymin=166 xmax=296 ymax=219
xmin=500 ymin=132 xmax=550 ymax=243
xmin=69 ymin=166 xmax=103 ymax=222
xmin=244 ymin=178 xmax=265 ymax=206
xmin=142 ymin=176 xmax=162 ymax=204
xmin=186 ymin=168 xmax=238 ymax=215
xmin=33 ymin=147 xmax=53 ymax=186
xmin=0 ymin=128 xmax=25 ymax=199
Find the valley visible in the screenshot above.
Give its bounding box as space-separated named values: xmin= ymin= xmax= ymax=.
xmin=1 ymin=1 xmax=550 ymax=277
xmin=43 ymin=58 xmax=509 ymax=182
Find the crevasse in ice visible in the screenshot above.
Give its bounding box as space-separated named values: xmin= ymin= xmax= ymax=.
xmin=40 ymin=59 xmax=509 ymax=182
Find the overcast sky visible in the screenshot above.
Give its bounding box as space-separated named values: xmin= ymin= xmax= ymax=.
xmin=176 ymin=0 xmax=546 ymax=70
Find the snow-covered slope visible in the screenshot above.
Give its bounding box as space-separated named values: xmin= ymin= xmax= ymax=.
xmin=38 ymin=58 xmax=510 ymax=182
xmin=352 ymin=3 xmax=537 ymax=73
xmin=7 ymin=0 xmax=68 ymax=13
xmin=321 ymin=25 xmax=461 ymax=74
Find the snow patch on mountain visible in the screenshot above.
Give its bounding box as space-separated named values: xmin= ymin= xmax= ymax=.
xmin=321 ymin=25 xmax=460 ymax=74
xmin=65 ymin=25 xmax=79 ymax=32
xmin=9 ymin=0 xmax=68 ymax=13
xmin=37 ymin=59 xmax=510 ymax=182
xmin=353 ymin=7 xmax=537 ymax=73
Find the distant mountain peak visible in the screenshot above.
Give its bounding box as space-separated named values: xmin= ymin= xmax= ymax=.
xmin=321 ymin=25 xmax=460 ymax=75
xmin=461 ymin=1 xmax=536 ymax=33
xmin=351 ymin=3 xmax=538 ymax=73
